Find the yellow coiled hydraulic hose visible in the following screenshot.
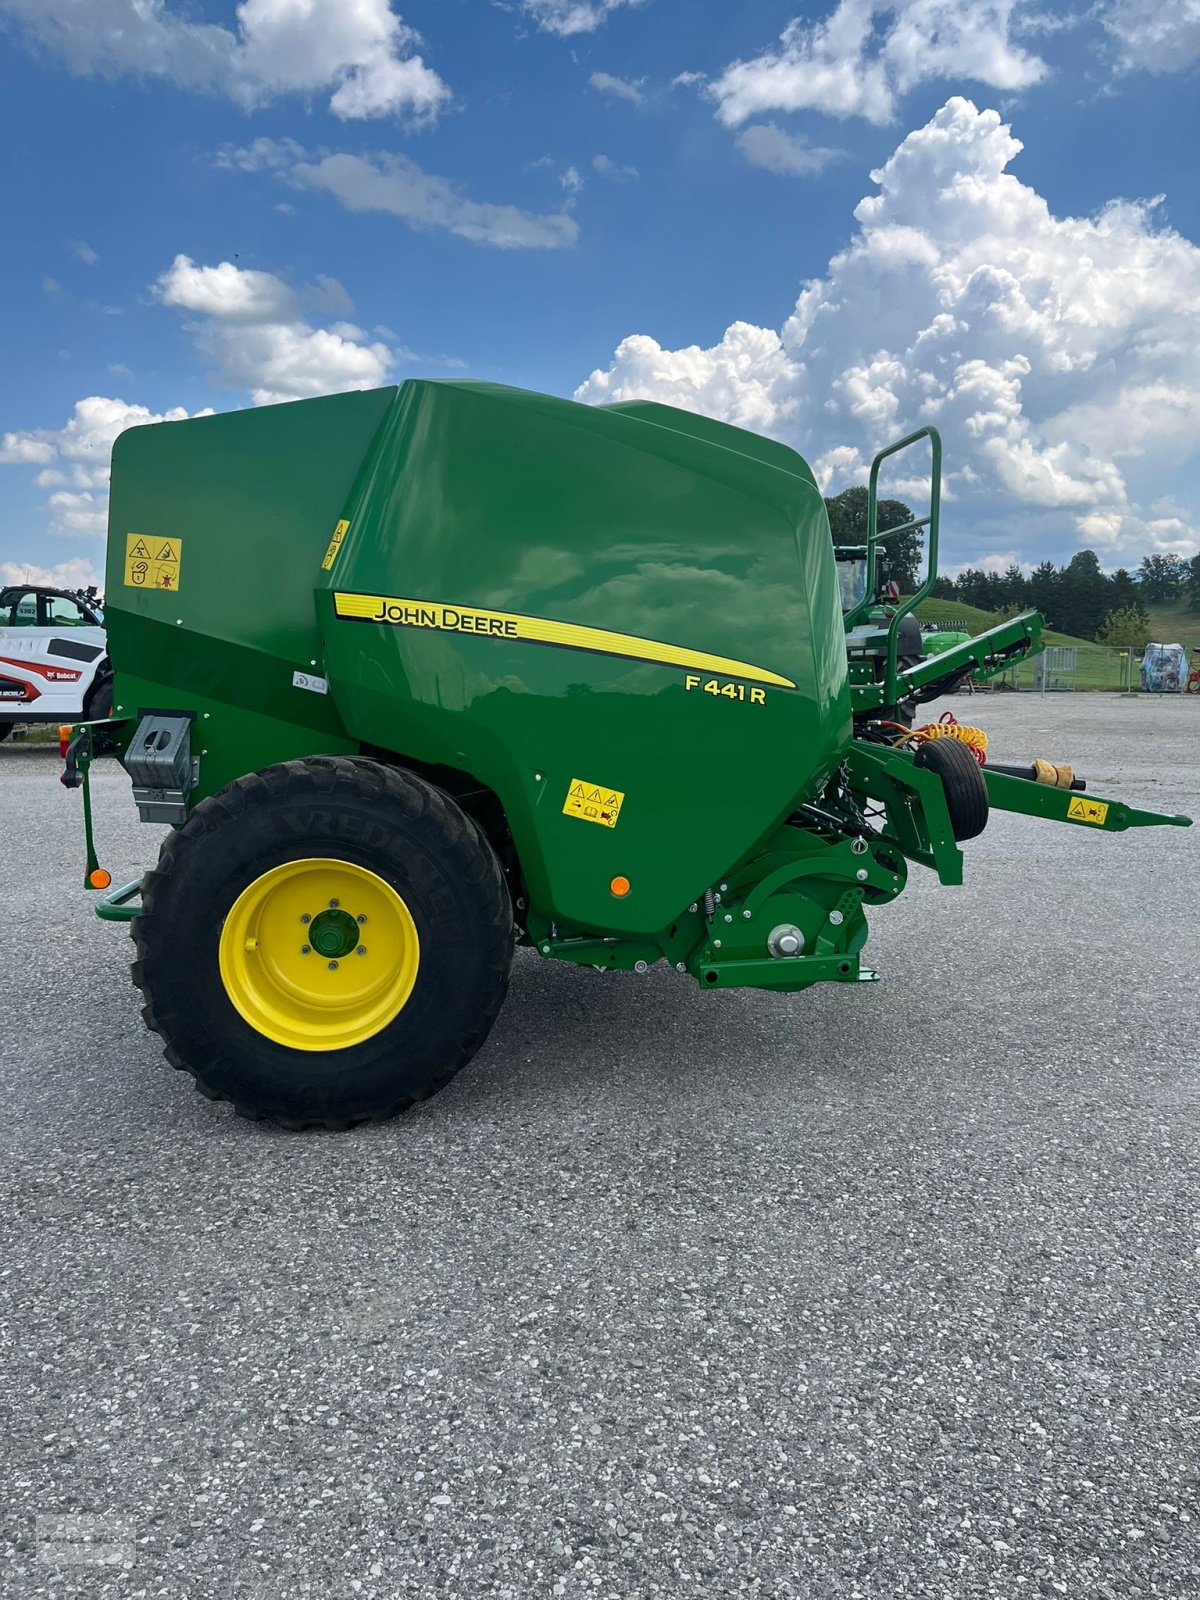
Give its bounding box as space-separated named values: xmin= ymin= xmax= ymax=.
xmin=891 ymin=710 xmax=988 ymax=765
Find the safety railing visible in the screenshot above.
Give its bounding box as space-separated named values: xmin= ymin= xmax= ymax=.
xmin=842 ymin=426 xmax=942 ymax=710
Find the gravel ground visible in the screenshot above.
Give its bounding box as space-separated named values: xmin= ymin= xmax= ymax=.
xmin=1 ymin=694 xmax=1197 ymax=1600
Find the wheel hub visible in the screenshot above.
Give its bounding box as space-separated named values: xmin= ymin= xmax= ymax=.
xmin=307 ymin=908 xmax=361 ymax=959
xmin=218 ymin=859 xmax=420 ymax=1052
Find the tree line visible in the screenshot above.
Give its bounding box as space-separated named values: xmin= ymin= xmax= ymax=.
xmin=824 ymin=486 xmax=1200 ymax=647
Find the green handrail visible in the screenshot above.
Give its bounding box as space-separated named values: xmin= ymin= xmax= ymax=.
xmin=865 ymin=426 xmax=941 ymax=709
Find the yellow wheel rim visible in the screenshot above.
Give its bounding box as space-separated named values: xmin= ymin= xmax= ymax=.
xmin=218 ymin=859 xmax=420 ymax=1052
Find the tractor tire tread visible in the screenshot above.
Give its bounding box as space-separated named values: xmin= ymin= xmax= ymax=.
xmin=129 ymin=757 xmax=513 ymax=1129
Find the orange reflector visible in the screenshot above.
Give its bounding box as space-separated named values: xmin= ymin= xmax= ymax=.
xmin=59 ymin=724 xmax=72 ymax=757
xmin=89 ymin=868 xmax=112 ymax=890
xmin=610 ymin=876 xmax=631 ymax=898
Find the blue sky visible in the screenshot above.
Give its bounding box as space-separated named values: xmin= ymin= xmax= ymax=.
xmin=1 ymin=1 xmax=1198 ymax=591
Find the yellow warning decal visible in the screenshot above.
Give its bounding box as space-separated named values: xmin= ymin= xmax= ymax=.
xmin=321 ymin=519 xmax=350 ymax=572
xmin=1067 ymin=796 xmax=1109 ymax=827
xmin=332 ymin=592 xmax=796 ymax=689
xmin=563 ymin=779 xmax=625 ymax=829
xmin=124 ymin=533 xmax=182 ymax=592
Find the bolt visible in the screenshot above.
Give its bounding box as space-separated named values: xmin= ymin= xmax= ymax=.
xmin=328 ymin=960 xmax=339 ymax=971
xmin=688 ymin=903 xmax=698 ymax=913
xmin=329 ymin=898 xmax=339 ymax=909
xmin=634 ymin=960 xmax=649 ymax=974
xmin=676 ymin=962 xmax=686 ymax=973
xmin=724 ymin=913 xmax=732 ymax=923
xmin=301 ymin=945 xmax=310 ymax=955
xmin=203 ymin=712 xmax=210 ymax=720
xmin=829 ymin=910 xmax=844 ymax=926
xmin=742 ymin=909 xmax=752 ymax=920
xmin=300 ymin=914 xmax=311 ymax=924
xmin=534 ymin=772 xmax=543 ymax=782
xmin=356 ymin=914 xmax=367 ymax=925
xmin=356 ymin=946 xmax=366 ymax=956
xmin=719 ymin=883 xmax=728 ymax=892
xmin=713 ymin=893 xmax=722 ymax=905
xmin=713 ymin=938 xmax=722 ymax=949
xmin=856 ymin=868 xmax=869 ymax=881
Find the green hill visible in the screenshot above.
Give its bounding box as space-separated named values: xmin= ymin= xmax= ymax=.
xmin=907 ymin=595 xmax=1199 ymax=651
xmin=906 ymin=597 xmax=1093 ymax=648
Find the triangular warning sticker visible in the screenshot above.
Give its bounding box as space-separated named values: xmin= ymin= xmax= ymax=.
xmin=130 ymin=538 xmax=150 ymax=559
xmin=586 ymin=788 xmax=602 ymax=802
xmin=570 ymin=783 xmax=585 ymax=798
xmin=156 ymin=542 xmax=178 ymax=562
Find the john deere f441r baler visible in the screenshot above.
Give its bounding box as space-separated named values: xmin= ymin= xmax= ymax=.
xmin=63 ymin=382 xmax=1191 ymax=1127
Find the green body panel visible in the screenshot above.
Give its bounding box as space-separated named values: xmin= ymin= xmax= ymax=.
xmin=313 ymin=381 xmax=849 ymax=935
xmin=104 ymin=386 xmax=396 ymax=760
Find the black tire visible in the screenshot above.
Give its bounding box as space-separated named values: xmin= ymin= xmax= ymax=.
xmin=84 ymin=670 xmax=113 ymax=721
xmin=0 ymin=722 xmax=12 ymax=744
xmin=131 ymin=757 xmax=514 ymax=1129
xmin=914 ymin=736 xmax=989 ymax=842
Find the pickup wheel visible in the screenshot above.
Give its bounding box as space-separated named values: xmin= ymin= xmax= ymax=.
xmin=130 ymin=757 xmax=514 ymax=1129
xmin=915 ymin=736 xmax=989 ymax=842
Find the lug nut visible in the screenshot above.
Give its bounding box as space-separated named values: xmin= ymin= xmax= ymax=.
xmin=356 ymin=915 xmax=367 ymax=925
xmin=329 ymin=899 xmax=339 ymax=909
xmin=356 ymin=946 xmax=366 ymax=956
xmin=300 ymin=945 xmax=311 ymax=955
xmin=300 ymin=914 xmax=311 ymax=924
xmin=328 ymin=960 xmax=339 ymax=970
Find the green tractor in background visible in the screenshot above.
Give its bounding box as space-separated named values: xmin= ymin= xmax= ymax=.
xmin=62 ymin=383 xmax=1190 ymax=1128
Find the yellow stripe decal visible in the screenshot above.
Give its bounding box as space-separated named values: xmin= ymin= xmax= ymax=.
xmin=333 ymin=592 xmax=796 ymax=690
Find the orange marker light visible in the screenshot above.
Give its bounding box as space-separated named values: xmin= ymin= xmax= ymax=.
xmin=610 ymin=875 xmax=631 ymax=898
xmin=89 ymin=868 xmax=112 ymax=890
xmin=59 ymin=725 xmax=73 ymax=758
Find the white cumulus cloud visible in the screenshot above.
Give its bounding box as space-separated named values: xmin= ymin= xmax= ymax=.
xmin=520 ymin=1 xmax=646 ymax=37
xmin=589 ymin=70 xmax=644 ymax=103
xmin=0 ymin=0 xmax=449 ymax=121
xmin=1102 ymin=0 xmax=1200 ymax=74
xmin=153 ymin=254 xmax=393 ymax=406
xmin=576 ymin=97 xmax=1200 ymax=562
xmin=735 ymin=123 xmax=845 ymax=176
xmin=1 ymin=556 xmax=104 ymax=590
xmin=710 ymin=1 xmax=1048 ymax=127
xmin=1 ymin=397 xmax=207 ymax=538
xmin=226 ymin=139 xmax=579 ymax=249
